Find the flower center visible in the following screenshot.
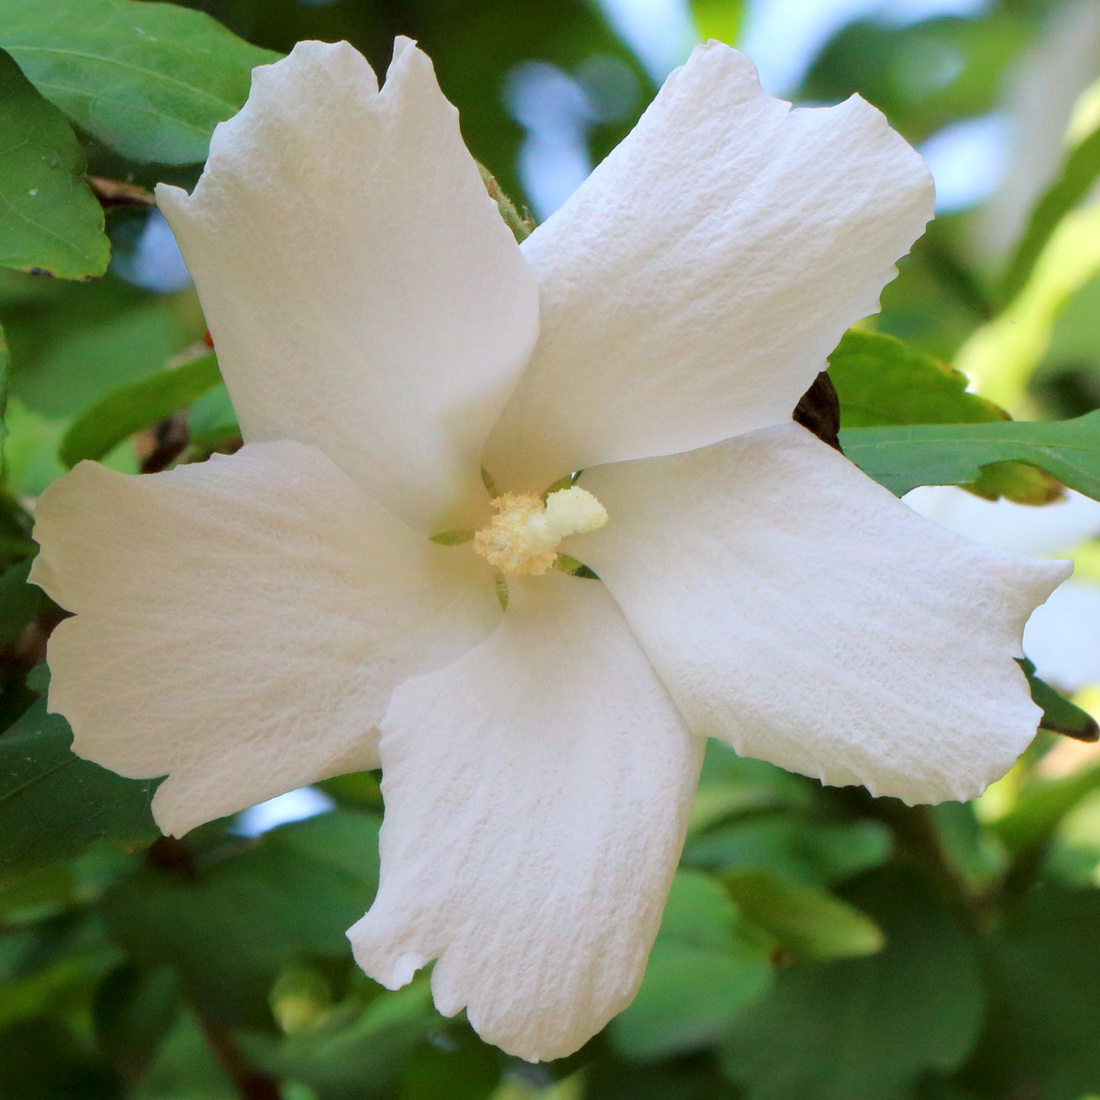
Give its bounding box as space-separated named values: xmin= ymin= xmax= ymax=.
xmin=473 ymin=486 xmax=608 ymax=576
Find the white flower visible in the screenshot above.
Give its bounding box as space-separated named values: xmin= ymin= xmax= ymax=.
xmin=30 ymin=38 xmax=1069 ymax=1062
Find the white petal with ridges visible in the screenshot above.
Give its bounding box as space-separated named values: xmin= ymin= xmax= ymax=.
xmin=349 ymin=572 xmax=702 ymax=1061
xmin=157 ymin=40 xmax=539 ymax=533
xmin=574 ymin=425 xmax=1069 ymax=804
xmin=30 ymin=444 xmax=499 ymax=835
xmin=485 ymin=41 xmax=933 ymax=491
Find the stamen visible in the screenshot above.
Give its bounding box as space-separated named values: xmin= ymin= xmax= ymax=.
xmin=473 ymin=486 xmax=608 ymax=576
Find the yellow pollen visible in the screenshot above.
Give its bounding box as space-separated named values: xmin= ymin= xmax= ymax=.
xmin=473 ymin=486 xmax=608 ymax=576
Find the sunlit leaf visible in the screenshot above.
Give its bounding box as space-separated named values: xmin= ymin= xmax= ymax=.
xmin=0 ymin=50 xmax=107 ymax=281
xmin=0 ymin=0 xmax=279 ymax=164
xmin=1001 ymin=99 xmax=1100 ymax=305
xmin=829 ymin=330 xmax=1063 ymax=503
xmin=955 ymin=202 xmax=1100 ymax=409
xmin=840 ymin=411 xmax=1100 ymax=500
xmin=689 ymin=0 xmax=742 ymax=45
xmin=828 ymin=329 xmax=1007 ymax=428
xmin=993 ymin=762 xmax=1100 ymax=854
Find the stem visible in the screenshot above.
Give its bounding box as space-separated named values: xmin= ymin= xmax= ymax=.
xmin=196 ymin=1014 xmax=282 ymax=1100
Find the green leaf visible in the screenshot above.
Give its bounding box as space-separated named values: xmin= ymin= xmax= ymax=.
xmin=611 ymin=870 xmax=774 ymax=1061
xmin=689 ymin=741 xmax=814 ymax=836
xmin=721 ymin=870 xmax=985 ymax=1100
xmin=58 ymin=350 xmax=221 ymax=467
xmin=185 ymin=380 xmax=238 ymax=451
xmin=0 ymin=49 xmax=107 ymax=280
xmin=828 ymin=330 xmax=1064 ymax=503
xmin=722 ymin=869 xmax=884 ymax=962
xmin=828 ymin=329 xmax=1008 ymax=428
xmin=130 ymin=1009 xmax=238 ymax=1100
xmin=1020 ymin=657 xmax=1099 ymax=742
xmin=1001 ymin=112 xmax=1100 ymax=305
xmin=102 ymin=810 xmax=381 ymax=1028
xmin=839 ymin=410 xmax=1100 ymax=500
xmin=0 ymin=698 xmax=158 ymax=885
xmin=0 ymin=0 xmax=279 ymax=165
xmin=684 ymin=812 xmax=891 ymax=886
xmin=12 ymin=295 xmax=192 ymax=418
xmin=0 ymin=322 xmax=8 ymax=451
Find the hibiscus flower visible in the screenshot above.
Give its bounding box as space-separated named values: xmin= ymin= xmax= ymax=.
xmin=29 ymin=38 xmax=1069 ymax=1061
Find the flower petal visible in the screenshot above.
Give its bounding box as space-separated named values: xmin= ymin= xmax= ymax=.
xmin=573 ymin=425 xmax=1070 ymax=804
xmin=485 ymin=41 xmax=933 ymax=491
xmin=348 ymin=571 xmax=702 ymax=1061
xmin=156 ymin=40 xmax=539 ymax=533
xmin=30 ymin=444 xmax=499 ymax=835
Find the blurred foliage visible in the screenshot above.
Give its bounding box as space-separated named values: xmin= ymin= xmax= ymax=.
xmin=2 ymin=0 xmax=1100 ymax=1098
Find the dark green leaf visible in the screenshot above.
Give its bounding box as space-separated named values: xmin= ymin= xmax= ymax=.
xmin=102 ymin=810 xmax=380 ymax=1027
xmin=611 ymin=871 xmax=774 ymax=1061
xmin=721 ymin=870 xmax=985 ymax=1100
xmin=242 ymin=981 xmax=439 ymax=1100
xmin=828 ymin=329 xmax=1007 ymax=428
xmin=0 ymin=0 xmax=279 ymax=164
xmin=398 ymin=1030 xmax=501 ymax=1100
xmin=839 ymin=410 xmax=1100 ymax=500
xmin=972 ymin=889 xmax=1100 ymax=1100
xmin=1019 ymin=657 xmax=1099 ymax=742
xmin=1001 ymin=119 xmax=1100 ymax=305
xmin=129 ymin=1009 xmax=238 ymax=1100
xmin=59 ymin=350 xmax=221 ymax=467
xmin=722 ymin=869 xmax=884 ymax=962
xmin=0 ymin=49 xmax=107 ymax=280
xmin=0 ymin=557 xmax=48 ymax=647
xmin=93 ymin=965 xmax=181 ymax=1085
xmin=583 ymin=1057 xmax=741 ymax=1100
xmin=0 ymin=1019 xmax=119 ymax=1099
xmin=0 ymin=698 xmax=158 ymax=885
